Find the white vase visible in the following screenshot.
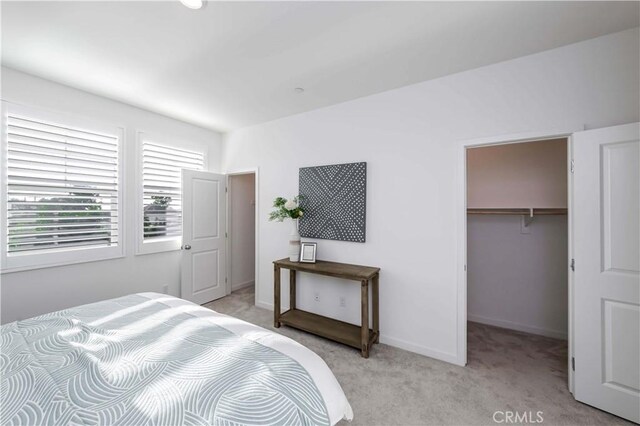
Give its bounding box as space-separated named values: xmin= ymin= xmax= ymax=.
xmin=289 ymin=219 xmax=301 ymax=262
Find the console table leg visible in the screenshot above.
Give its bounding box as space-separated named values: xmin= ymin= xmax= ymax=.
xmin=289 ymin=270 xmax=296 ymax=311
xmin=372 ymin=273 xmax=379 ymax=344
xmin=274 ymin=266 xmax=281 ymax=328
xmin=361 ymin=279 xmax=369 ymax=358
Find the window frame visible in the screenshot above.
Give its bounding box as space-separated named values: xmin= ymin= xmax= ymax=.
xmin=135 ymin=131 xmax=208 ymax=256
xmin=0 ymin=102 xmax=125 ymax=273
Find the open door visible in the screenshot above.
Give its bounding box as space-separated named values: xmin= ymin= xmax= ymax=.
xmin=573 ymin=122 xmax=639 ymax=423
xmin=181 ymin=169 xmax=227 ymax=305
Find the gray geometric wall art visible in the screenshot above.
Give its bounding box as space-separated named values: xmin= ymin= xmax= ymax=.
xmin=299 ymin=162 xmax=366 ymax=243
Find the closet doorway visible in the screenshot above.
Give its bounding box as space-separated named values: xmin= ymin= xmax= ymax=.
xmin=227 ymin=171 xmax=257 ymax=302
xmin=465 ymin=137 xmax=571 ymax=387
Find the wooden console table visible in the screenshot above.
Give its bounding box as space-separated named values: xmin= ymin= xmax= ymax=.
xmin=273 ymin=258 xmax=380 ymax=358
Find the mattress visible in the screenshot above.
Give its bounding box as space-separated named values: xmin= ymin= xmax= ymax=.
xmin=0 ymin=292 xmax=353 ymax=425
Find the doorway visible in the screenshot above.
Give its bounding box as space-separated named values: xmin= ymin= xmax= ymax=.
xmin=227 ymin=172 xmax=257 ymax=299
xmin=462 ymin=136 xmax=572 ymax=388
xmin=466 ymin=138 xmax=569 ymax=338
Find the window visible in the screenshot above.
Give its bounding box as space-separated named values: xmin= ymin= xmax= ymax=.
xmin=1 ymin=104 xmax=124 ymax=272
xmin=139 ymin=139 xmax=204 ymax=253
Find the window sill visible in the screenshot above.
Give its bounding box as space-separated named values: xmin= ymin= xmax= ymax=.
xmin=135 ymin=237 xmax=182 ymax=256
xmin=1 ymin=252 xmax=126 ymax=274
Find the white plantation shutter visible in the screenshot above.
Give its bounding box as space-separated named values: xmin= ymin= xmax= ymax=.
xmin=5 ymin=113 xmax=120 ymax=255
xmin=142 ymin=142 xmax=204 ymax=240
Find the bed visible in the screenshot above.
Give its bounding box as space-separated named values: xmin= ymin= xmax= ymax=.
xmin=0 ymin=293 xmax=353 ymax=425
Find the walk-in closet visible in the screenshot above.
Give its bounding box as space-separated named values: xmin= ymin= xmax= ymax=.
xmin=466 ymin=138 xmax=569 ymax=383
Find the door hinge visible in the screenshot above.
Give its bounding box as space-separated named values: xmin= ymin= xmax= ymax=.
xmin=225 ymin=187 xmax=228 ymax=193
xmin=571 ymin=357 xmax=575 ymax=371
xmin=225 ymin=277 xmax=228 ymax=284
xmin=570 ymin=159 xmax=574 ymax=174
xmin=570 ymin=258 xmax=575 ymax=271
xmin=225 ymin=232 xmax=228 ymax=238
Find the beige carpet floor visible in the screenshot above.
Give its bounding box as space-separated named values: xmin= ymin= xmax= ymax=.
xmin=204 ymin=287 xmax=629 ymax=426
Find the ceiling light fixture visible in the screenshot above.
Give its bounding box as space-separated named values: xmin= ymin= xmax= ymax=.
xmin=294 ymin=88 xmax=305 ymax=94
xmin=180 ymin=0 xmax=203 ymax=10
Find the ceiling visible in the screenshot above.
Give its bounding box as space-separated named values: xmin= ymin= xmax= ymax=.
xmin=2 ymin=1 xmax=638 ymax=133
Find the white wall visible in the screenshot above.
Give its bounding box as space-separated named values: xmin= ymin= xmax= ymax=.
xmin=0 ymin=67 xmax=223 ymax=324
xmin=222 ymin=28 xmax=640 ymax=363
xmin=229 ymin=173 xmax=255 ymax=291
xmin=467 ymin=215 xmax=568 ymax=339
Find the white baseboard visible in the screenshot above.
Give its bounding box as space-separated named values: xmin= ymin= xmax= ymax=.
xmin=256 ymin=301 xmax=273 ymax=311
xmin=256 ymin=301 xmax=293 ymax=312
xmin=232 ymin=280 xmax=254 ymax=292
xmin=379 ymin=334 xmax=461 ymax=366
xmin=468 ymin=313 xmax=567 ymax=340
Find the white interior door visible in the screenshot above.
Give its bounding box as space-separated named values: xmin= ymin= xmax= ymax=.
xmin=574 ymin=122 xmax=639 ymax=423
xmin=181 ymin=170 xmax=227 ymax=304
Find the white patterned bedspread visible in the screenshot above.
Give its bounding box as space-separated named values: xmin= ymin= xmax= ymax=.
xmin=0 ymin=293 xmax=353 ymax=425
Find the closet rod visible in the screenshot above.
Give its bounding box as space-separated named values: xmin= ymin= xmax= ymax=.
xmin=466 ymin=208 xmax=568 ymax=215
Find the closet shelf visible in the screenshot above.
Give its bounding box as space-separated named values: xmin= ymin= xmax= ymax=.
xmin=467 ymin=208 xmax=567 ymax=226
xmin=467 ymin=208 xmax=567 ymax=216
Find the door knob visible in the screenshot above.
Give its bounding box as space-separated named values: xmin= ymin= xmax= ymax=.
xmin=182 ymin=244 xmax=191 ymax=250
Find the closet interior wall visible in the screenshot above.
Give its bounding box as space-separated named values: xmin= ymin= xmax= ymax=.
xmin=467 ymin=139 xmax=568 ymax=339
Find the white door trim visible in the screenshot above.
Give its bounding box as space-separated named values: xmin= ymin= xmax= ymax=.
xmin=566 ymin=134 xmax=576 ymax=395
xmin=225 ymin=167 xmax=260 ymax=307
xmin=455 ymin=128 xmax=579 ymax=393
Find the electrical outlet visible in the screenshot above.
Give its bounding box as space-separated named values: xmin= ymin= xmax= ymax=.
xmin=162 ymin=285 xmax=169 ymax=294
xmin=314 ymin=292 xmax=320 ymax=302
xmin=339 ymin=297 xmax=346 ymax=308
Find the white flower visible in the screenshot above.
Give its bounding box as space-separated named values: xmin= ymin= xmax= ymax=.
xmin=284 ymin=200 xmax=297 ymax=210
xmin=298 ymin=211 xmax=303 ymax=217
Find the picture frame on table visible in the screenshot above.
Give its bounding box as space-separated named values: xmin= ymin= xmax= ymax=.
xmin=299 ymin=242 xmax=317 ymax=263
